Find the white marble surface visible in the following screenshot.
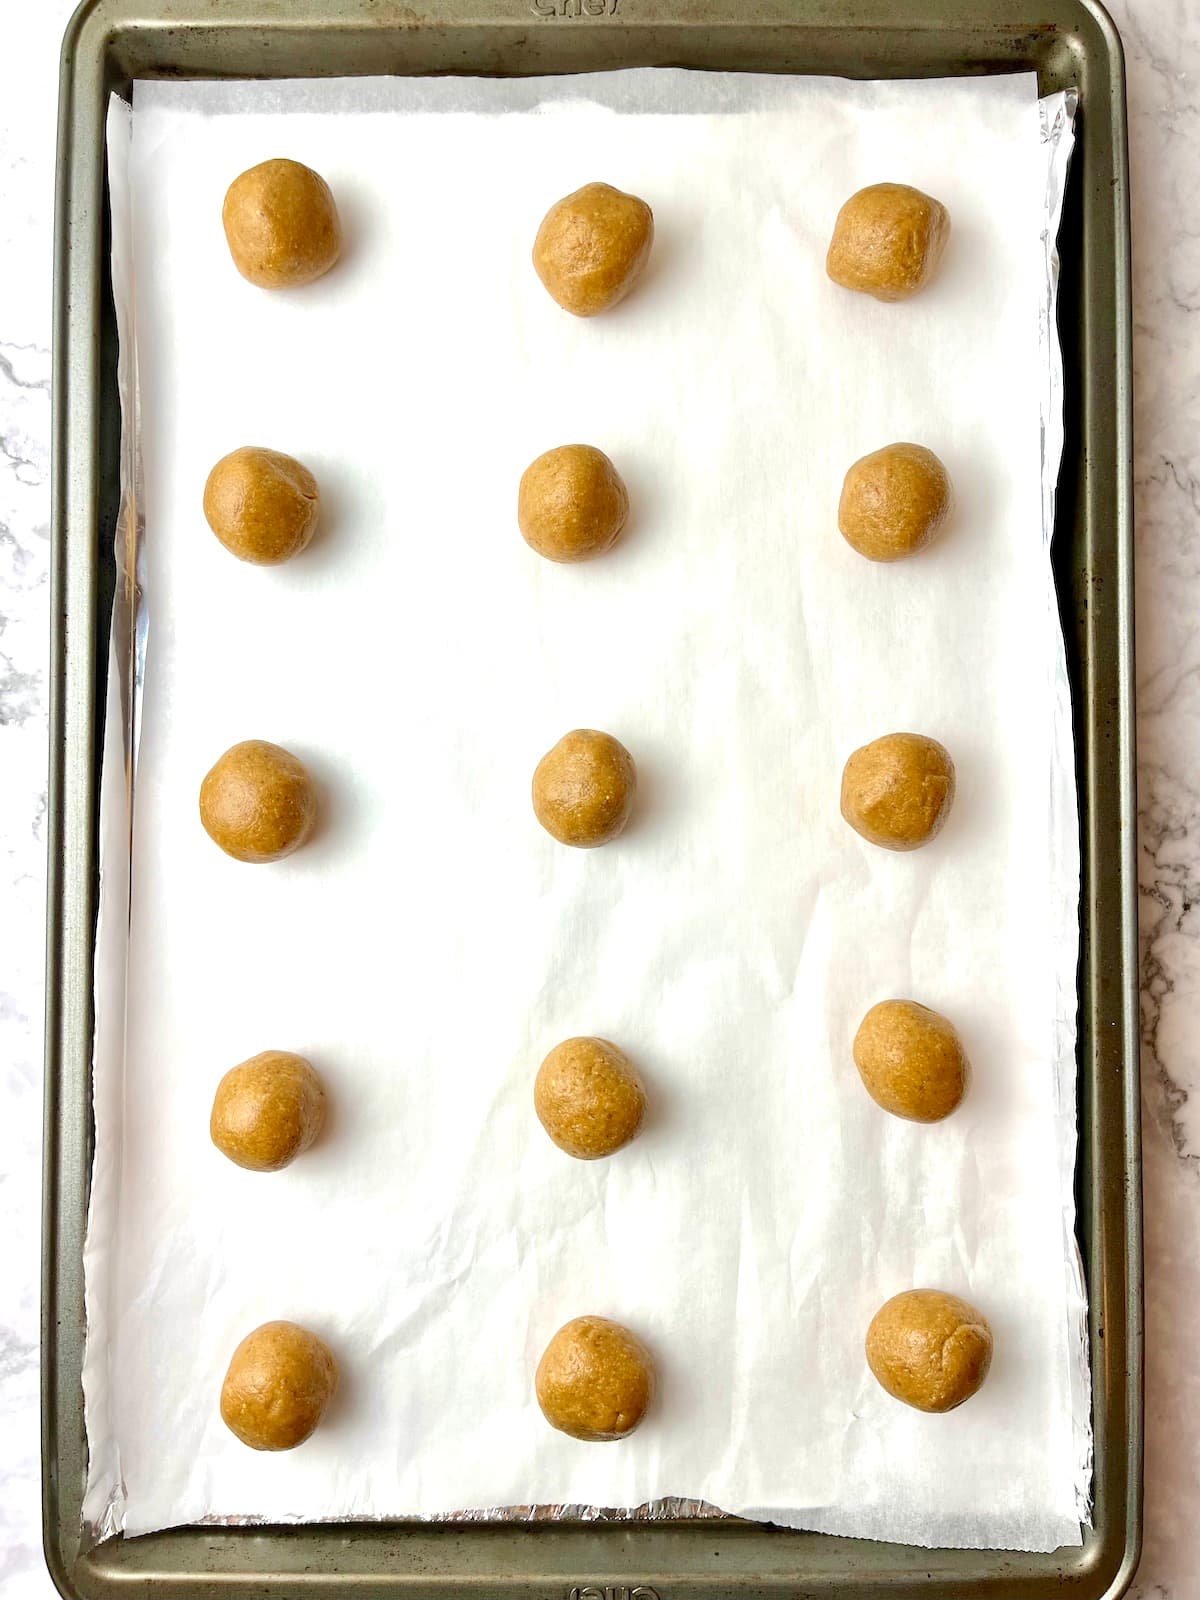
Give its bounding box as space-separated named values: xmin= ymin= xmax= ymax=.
xmin=0 ymin=2 xmax=1194 ymax=1593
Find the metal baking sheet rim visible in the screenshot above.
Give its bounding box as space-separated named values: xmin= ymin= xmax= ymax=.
xmin=44 ymin=2 xmax=1140 ymax=1597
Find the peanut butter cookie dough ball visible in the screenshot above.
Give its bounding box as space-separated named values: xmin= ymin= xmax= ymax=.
xmin=536 ymin=1315 xmax=655 ymax=1441
xmin=222 ymin=158 xmax=342 ymax=289
xmin=204 ymin=446 xmax=320 ymax=566
xmin=853 ymin=1001 xmax=968 ymax=1122
xmin=838 ymin=443 xmax=952 ymax=563
xmin=200 ymin=740 xmax=317 ymax=863
xmin=518 ymin=445 xmax=629 ymax=564
xmin=866 ymin=1289 xmax=993 ymax=1412
xmin=535 ymin=1037 xmax=646 ymax=1160
xmin=826 ymin=183 xmax=950 ymax=302
xmin=840 ymin=732 xmax=955 ymax=852
xmin=533 ymin=182 xmax=654 ymax=317
xmin=532 ymin=729 xmax=636 ymax=848
xmin=210 ymin=1050 xmax=326 ymax=1172
xmin=220 ymin=1320 xmax=338 ymax=1450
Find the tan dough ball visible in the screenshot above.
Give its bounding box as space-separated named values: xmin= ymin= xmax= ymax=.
xmin=866 ymin=1289 xmax=993 ymax=1412
xmin=838 ymin=443 xmax=952 ymax=563
xmin=534 ymin=1036 xmax=646 ymax=1160
xmin=532 ymin=729 xmax=636 ymax=848
xmin=533 ymin=182 xmax=654 ymax=317
xmin=853 ymin=1000 xmax=968 ymax=1122
xmin=826 ymin=183 xmax=950 ymax=302
xmin=840 ymin=732 xmax=955 ymax=852
xmin=203 ymin=446 xmax=320 ymax=566
xmin=220 ymin=1320 xmax=338 ymax=1450
xmin=535 ymin=1315 xmax=655 ymax=1441
xmin=518 ymin=445 xmax=629 ymax=564
xmin=200 ymin=740 xmax=317 ymax=863
xmin=222 ymin=158 xmax=342 ymax=289
xmin=210 ymin=1050 xmax=326 ymax=1172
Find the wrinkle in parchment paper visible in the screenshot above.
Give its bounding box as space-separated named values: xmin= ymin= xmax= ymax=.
xmin=84 ymin=69 xmax=1086 ymax=1552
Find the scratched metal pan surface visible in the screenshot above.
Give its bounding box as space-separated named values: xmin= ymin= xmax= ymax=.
xmin=45 ymin=1 xmax=1139 ymax=1595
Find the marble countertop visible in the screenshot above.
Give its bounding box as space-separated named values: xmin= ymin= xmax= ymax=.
xmin=0 ymin=3 xmax=1194 ymax=1594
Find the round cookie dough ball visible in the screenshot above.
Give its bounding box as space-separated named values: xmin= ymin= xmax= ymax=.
xmin=220 ymin=1320 xmax=338 ymax=1450
xmin=853 ymin=1000 xmax=968 ymax=1122
xmin=838 ymin=443 xmax=952 ymax=563
xmin=200 ymin=739 xmax=317 ymax=863
xmin=535 ymin=1036 xmax=646 ymax=1160
xmin=203 ymin=446 xmax=320 ymax=566
xmin=840 ymin=732 xmax=955 ymax=852
xmin=210 ymin=1050 xmax=326 ymax=1171
xmin=222 ymin=158 xmax=342 ymax=289
xmin=533 ymin=182 xmax=654 ymax=317
xmin=536 ymin=1315 xmax=655 ymax=1441
xmin=532 ymin=729 xmax=636 ymax=848
xmin=866 ymin=1289 xmax=993 ymax=1412
xmin=518 ymin=445 xmax=629 ymax=564
xmin=826 ymin=183 xmax=950 ymax=302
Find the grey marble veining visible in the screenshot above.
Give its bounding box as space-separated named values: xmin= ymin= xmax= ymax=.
xmin=0 ymin=2 xmax=1196 ymax=1593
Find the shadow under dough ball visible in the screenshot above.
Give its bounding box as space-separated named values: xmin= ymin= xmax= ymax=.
xmin=220 ymin=1320 xmax=339 ymax=1450
xmin=853 ymin=1000 xmax=968 ymax=1122
xmin=518 ymin=444 xmax=629 ymax=563
xmin=200 ymin=739 xmax=317 ymax=863
xmin=838 ymin=443 xmax=952 ymax=563
xmin=222 ymin=158 xmax=342 ymax=289
xmin=210 ymin=1050 xmax=326 ymax=1172
xmin=840 ymin=732 xmax=955 ymax=852
xmin=536 ymin=1315 xmax=655 ymax=1441
xmin=533 ymin=182 xmax=654 ymax=317
xmin=826 ymin=183 xmax=950 ymax=302
xmin=203 ymin=446 xmax=319 ymax=565
xmin=532 ymin=729 xmax=636 ymax=848
xmin=866 ymin=1289 xmax=993 ymax=1413
xmin=534 ymin=1036 xmax=646 ymax=1160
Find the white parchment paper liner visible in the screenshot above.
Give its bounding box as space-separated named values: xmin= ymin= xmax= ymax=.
xmin=84 ymin=70 xmax=1085 ymax=1552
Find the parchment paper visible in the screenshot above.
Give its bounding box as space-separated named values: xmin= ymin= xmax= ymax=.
xmin=82 ymin=69 xmax=1087 ymax=1552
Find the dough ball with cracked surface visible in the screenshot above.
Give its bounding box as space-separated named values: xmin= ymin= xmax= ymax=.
xmin=826 ymin=183 xmax=950 ymax=302
xmin=533 ymin=182 xmax=654 ymax=317
xmin=532 ymin=729 xmax=636 ymax=848
xmin=210 ymin=1050 xmax=326 ymax=1171
xmin=222 ymin=158 xmax=342 ymax=288
xmin=853 ymin=1000 xmax=968 ymax=1122
xmin=536 ymin=1315 xmax=655 ymax=1441
xmin=535 ymin=1036 xmax=646 ymax=1159
xmin=866 ymin=1289 xmax=992 ymax=1412
xmin=518 ymin=444 xmax=629 ymax=563
xmin=204 ymin=446 xmax=319 ymax=565
xmin=220 ymin=1320 xmax=338 ymax=1450
xmin=840 ymin=732 xmax=955 ymax=852
xmin=838 ymin=443 xmax=952 ymax=563
xmin=200 ymin=739 xmax=317 ymax=863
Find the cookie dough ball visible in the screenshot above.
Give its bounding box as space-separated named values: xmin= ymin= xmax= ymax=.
xmin=518 ymin=445 xmax=629 ymax=564
xmin=536 ymin=1315 xmax=655 ymax=1441
xmin=533 ymin=182 xmax=654 ymax=317
xmin=838 ymin=443 xmax=952 ymax=563
xmin=853 ymin=1000 xmax=968 ymax=1122
xmin=222 ymin=158 xmax=342 ymax=289
xmin=532 ymin=729 xmax=636 ymax=848
xmin=826 ymin=183 xmax=950 ymax=302
xmin=535 ymin=1036 xmax=646 ymax=1160
xmin=220 ymin=1320 xmax=338 ymax=1450
xmin=210 ymin=1050 xmax=326 ymax=1171
xmin=200 ymin=740 xmax=317 ymax=863
xmin=840 ymin=732 xmax=955 ymax=852
xmin=866 ymin=1289 xmax=993 ymax=1412
xmin=204 ymin=446 xmax=320 ymax=566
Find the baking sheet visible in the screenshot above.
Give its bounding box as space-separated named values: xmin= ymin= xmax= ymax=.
xmin=83 ymin=68 xmax=1086 ymax=1552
